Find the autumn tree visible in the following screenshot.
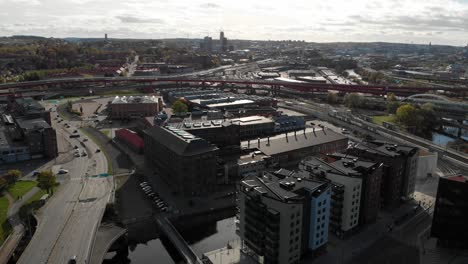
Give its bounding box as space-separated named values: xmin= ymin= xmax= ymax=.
xmin=172 ymin=99 xmax=188 ymax=115
xmin=37 ymin=171 xmax=57 ymax=194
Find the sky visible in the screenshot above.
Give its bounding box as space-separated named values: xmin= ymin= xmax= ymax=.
xmin=0 ymin=0 xmax=468 ymax=46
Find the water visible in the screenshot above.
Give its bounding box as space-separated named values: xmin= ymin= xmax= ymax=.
xmin=124 ymin=217 xmax=238 ymax=263
xmin=432 ymin=132 xmax=455 ymax=147
xmin=128 ymin=239 xmax=176 ymax=264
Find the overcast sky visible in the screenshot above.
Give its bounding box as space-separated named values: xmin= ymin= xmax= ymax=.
xmin=1 ymin=0 xmax=467 ymax=46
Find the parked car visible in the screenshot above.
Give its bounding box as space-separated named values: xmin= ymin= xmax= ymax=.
xmin=82 ymin=138 xmax=88 ymax=142
xmin=69 ymin=256 xmax=77 ymax=264
xmin=95 ymin=149 xmax=101 ymax=153
xmin=58 ymin=169 xmax=69 ymax=174
xmin=73 ymin=130 xmax=78 ymax=133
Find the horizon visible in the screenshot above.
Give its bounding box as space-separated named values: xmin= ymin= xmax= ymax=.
xmin=1 ymin=35 xmax=466 ymax=48
xmin=2 ymin=0 xmax=468 ymax=46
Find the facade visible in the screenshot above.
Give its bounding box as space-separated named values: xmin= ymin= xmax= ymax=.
xmin=346 ymin=141 xmax=418 ymax=209
xmin=241 ymin=127 xmax=348 ymax=168
xmin=143 ymin=126 xmax=219 ymax=196
xmin=220 ymin=31 xmax=228 ymax=53
xmin=416 ymin=150 xmax=438 ymax=178
xmin=109 ymin=95 xmax=160 ymax=120
xmin=231 ymin=116 xmax=275 ymax=139
xmin=273 ymin=115 xmax=306 ymax=133
xmin=223 ymin=150 xmax=271 ymax=183
xmin=203 ymin=36 xmax=212 ymax=53
xmin=238 ymin=173 xmax=331 ymax=264
xmin=15 ymin=118 xmax=57 ymax=159
xmin=431 ymin=175 xmax=468 ymax=249
xmin=299 ymin=158 xmax=363 ymax=236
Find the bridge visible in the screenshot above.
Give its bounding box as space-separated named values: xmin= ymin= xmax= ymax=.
xmin=156 ymin=216 xmax=203 ymax=264
xmin=402 ymin=94 xmax=468 ymax=120
xmin=1 ymin=76 xmax=467 ymax=97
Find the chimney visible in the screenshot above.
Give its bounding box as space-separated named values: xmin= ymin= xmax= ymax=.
xmin=313 ymin=127 xmax=315 ymax=133
xmin=303 ymin=128 xmax=306 ymax=134
xmin=257 ymin=137 xmax=260 ymax=148
xmin=294 ymin=130 xmax=297 ymax=137
xmin=248 ymin=140 xmax=250 ymax=148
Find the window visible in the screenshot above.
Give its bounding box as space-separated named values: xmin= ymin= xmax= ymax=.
xmin=318 ymin=201 xmax=322 ymax=206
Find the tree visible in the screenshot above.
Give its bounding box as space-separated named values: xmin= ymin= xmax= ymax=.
xmin=344 ymin=93 xmax=363 ymax=108
xmin=387 ymin=92 xmax=397 ymax=101
xmin=6 ymin=170 xmax=21 ymax=183
xmin=326 ymin=93 xmax=338 ymax=104
xmin=172 ymin=99 xmax=188 ymax=115
xmin=37 ymin=171 xmax=57 ymax=194
xmin=386 ymin=101 xmax=401 ymax=114
xmin=396 ymin=104 xmax=419 ymax=127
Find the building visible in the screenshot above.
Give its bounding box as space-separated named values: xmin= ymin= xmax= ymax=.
xmin=0 ymin=124 xmax=30 ymax=164
xmin=299 ymin=158 xmax=363 ymax=236
xmin=231 ymin=116 xmax=275 ymax=139
xmin=109 ymin=95 xmax=161 ymax=120
xmin=115 ymin=128 xmax=144 ymax=153
xmin=223 ymin=150 xmax=271 ymax=183
xmin=202 ymin=36 xmax=213 ymax=53
xmin=301 ymin=154 xmax=383 ymax=230
xmin=8 ymin=97 xmax=51 ymax=124
xmin=181 ymin=120 xmax=240 ymax=148
xmin=15 ymin=118 xmax=57 ymax=159
xmin=143 ymin=126 xmax=219 ymax=196
xmin=220 ymin=31 xmax=228 ymax=53
xmin=431 ymin=175 xmax=468 ymax=249
xmin=242 ymin=127 xmax=348 ymax=168
xmin=273 ymin=115 xmax=305 ymax=133
xmin=237 ymin=173 xmax=331 ymax=264
xmin=416 ymin=150 xmax=438 ymax=178
xmin=346 ymin=141 xmax=418 ymax=209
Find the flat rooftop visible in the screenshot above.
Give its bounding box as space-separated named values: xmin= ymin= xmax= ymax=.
xmin=241 ymin=127 xmax=347 ymax=156
xmin=144 ymin=125 xmax=218 ymax=156
xmin=16 ymin=118 xmax=51 ymax=130
xmin=231 ymin=115 xmax=273 ymax=126
xmin=206 ymin=99 xmax=255 ymax=108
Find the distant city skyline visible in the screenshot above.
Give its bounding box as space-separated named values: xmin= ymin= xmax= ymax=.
xmin=1 ymin=0 xmax=468 ymax=46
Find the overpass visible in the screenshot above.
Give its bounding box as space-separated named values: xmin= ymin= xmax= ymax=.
xmin=1 ymin=76 xmax=467 ymax=97
xmin=402 ymin=94 xmax=468 ymax=120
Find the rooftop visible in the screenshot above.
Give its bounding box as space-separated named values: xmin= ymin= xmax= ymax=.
xmin=241 ymin=173 xmax=326 ymax=201
xmin=111 ymin=95 xmax=159 ymax=104
xmin=241 ymin=127 xmax=347 ymax=156
xmin=16 ymin=118 xmax=51 ymax=131
xmin=352 ymin=140 xmax=418 ymax=157
xmin=144 ymin=125 xmax=218 ymax=156
xmin=206 ymin=99 xmax=255 ymax=108
xmin=231 ymin=115 xmax=273 ymax=126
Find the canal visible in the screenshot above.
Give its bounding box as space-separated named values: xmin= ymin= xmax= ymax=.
xmin=125 ymin=217 xmax=237 ymax=263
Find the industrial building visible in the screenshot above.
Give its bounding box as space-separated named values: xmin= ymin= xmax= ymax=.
xmin=143 ymin=126 xmax=219 ymax=196
xmin=109 ymin=95 xmax=162 ymax=120
xmin=237 ymin=173 xmax=331 ymax=264
xmin=241 ymin=127 xmax=348 ymax=168
xmin=346 ymin=141 xmax=418 ymax=209
xmin=223 ymin=150 xmax=271 ymax=183
xmin=231 ymin=115 xmax=276 ymax=139
xmin=431 ymin=175 xmax=468 ymax=249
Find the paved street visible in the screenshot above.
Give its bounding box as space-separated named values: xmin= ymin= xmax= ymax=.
xmin=17 ymin=101 xmax=111 ymax=264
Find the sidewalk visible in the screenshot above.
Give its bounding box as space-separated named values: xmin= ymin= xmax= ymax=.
xmin=0 ymin=187 xmax=40 ymax=264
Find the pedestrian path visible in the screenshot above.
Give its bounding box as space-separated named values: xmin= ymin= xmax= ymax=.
xmin=0 ymin=187 xmax=40 ymax=264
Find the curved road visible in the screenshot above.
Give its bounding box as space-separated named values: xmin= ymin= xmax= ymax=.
xmin=18 ymin=101 xmax=111 ymax=264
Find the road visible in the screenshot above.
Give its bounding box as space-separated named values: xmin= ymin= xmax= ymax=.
xmin=17 ymin=102 xmax=111 ymax=264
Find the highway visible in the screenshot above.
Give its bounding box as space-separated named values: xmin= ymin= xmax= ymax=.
xmin=17 ymin=101 xmax=111 ymax=264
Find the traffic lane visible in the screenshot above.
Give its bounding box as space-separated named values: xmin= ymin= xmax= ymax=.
xmin=17 ymin=156 xmax=89 ymax=264
xmin=48 ymin=177 xmax=111 ymax=264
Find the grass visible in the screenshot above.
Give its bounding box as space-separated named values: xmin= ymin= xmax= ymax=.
xmin=372 ymin=115 xmax=396 ymax=125
xmin=101 ymin=129 xmax=111 ymax=138
xmin=7 ymin=181 xmax=37 ymax=200
xmin=79 ymin=128 xmax=113 ymax=175
xmin=0 ymin=196 xmax=11 ymax=244
xmin=25 ymin=186 xmax=58 ymax=206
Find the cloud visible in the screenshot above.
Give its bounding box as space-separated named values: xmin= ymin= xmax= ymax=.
xmin=199 ymin=3 xmax=220 ymax=8
xmin=116 ymin=15 xmax=164 ymax=24
xmin=0 ymin=0 xmax=468 ymax=45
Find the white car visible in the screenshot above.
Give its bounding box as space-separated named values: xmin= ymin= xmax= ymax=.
xmin=58 ymin=169 xmax=69 ymax=174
